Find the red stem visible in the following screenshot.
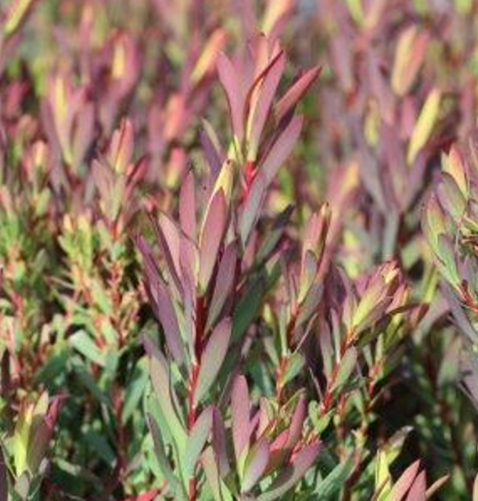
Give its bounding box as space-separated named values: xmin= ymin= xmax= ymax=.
xmin=241 ymin=160 xmax=256 ymax=202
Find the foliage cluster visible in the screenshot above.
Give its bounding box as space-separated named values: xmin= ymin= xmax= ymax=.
xmin=1 ymin=1 xmax=478 ymax=500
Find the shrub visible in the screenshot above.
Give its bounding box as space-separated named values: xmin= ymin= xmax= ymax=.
xmin=1 ymin=1 xmax=478 ymax=500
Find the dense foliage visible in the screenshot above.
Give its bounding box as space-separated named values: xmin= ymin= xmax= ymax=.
xmin=1 ymin=0 xmax=478 ymax=499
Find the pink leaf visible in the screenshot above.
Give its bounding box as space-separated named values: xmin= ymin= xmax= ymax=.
xmin=275 ymin=65 xmax=321 ymax=123
xmin=217 ymin=52 xmax=245 ymax=141
xmin=199 ymin=190 xmax=228 ymax=292
xmin=232 ymin=375 xmax=251 ymax=462
xmin=389 ymin=461 xmax=421 ymax=501
xmin=179 ymin=169 xmax=196 ymax=239
xmin=244 ymin=48 xmax=284 ymax=140
xmin=405 ymin=471 xmax=427 ymax=501
xmin=242 ymin=438 xmax=270 ymax=493
xmin=194 ymin=318 xmax=232 ymax=403
xmin=146 ymin=274 xmax=185 ymax=366
xmin=150 ymin=213 xmax=183 ymax=294
xmin=212 ymin=408 xmax=230 ymax=476
xmin=248 ymin=51 xmax=286 ymax=158
xmin=260 ymin=114 xmax=303 ymax=183
xmin=285 ymin=396 xmax=306 ymax=450
xmin=239 ymin=174 xmax=267 ymax=245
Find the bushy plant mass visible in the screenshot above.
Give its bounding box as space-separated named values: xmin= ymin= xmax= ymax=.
xmin=3 ymin=0 xmax=478 ymax=499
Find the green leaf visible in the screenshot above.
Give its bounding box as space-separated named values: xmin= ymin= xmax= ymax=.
xmin=69 ymin=330 xmax=106 ymax=367
xmin=84 ymin=430 xmax=115 ymax=465
xmin=4 ymin=0 xmax=35 ymax=36
xmin=282 ymin=353 xmax=305 ymax=387
xmin=202 ymin=446 xmax=234 ymax=501
xmin=149 ymin=353 xmax=187 ymax=449
xmin=122 ymin=358 xmax=149 ymax=423
xmin=315 ymin=455 xmax=354 ymax=499
xmin=437 ymin=173 xmax=467 ymax=221
xmin=148 ymin=414 xmax=187 ymax=501
xmin=72 ymin=358 xmax=110 ymax=405
xmin=436 ymin=235 xmax=460 ymax=288
xmin=332 ymin=347 xmax=357 ymax=392
xmin=232 ymin=279 xmax=266 ymax=342
xmin=182 ymin=407 xmax=213 ymax=479
xmin=202 ymin=447 xmax=223 ymax=501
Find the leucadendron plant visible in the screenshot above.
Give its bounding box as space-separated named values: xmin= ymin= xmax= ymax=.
xmin=137 ymin=30 xmax=439 ymax=501
xmin=137 ymin=33 xmax=321 ymax=501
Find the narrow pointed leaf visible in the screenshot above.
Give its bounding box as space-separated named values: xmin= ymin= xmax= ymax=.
xmin=149 ymin=354 xmax=186 ymax=447
xmin=261 ymin=115 xmax=303 ymax=183
xmin=182 ymin=407 xmax=213 ymax=478
xmin=405 ymin=471 xmax=427 ymax=501
xmin=180 ymin=170 xmax=196 ymax=239
xmin=199 ymin=190 xmax=228 ymax=292
xmin=276 ymin=65 xmax=321 ymax=123
xmin=217 ymin=53 xmax=244 ymax=141
xmin=148 ymin=278 xmax=185 ymax=366
xmin=206 ymin=243 xmax=238 ymax=330
xmin=389 ymin=461 xmax=421 ymax=501
xmin=195 ymin=318 xmax=232 ymax=404
xmin=248 ymin=52 xmax=286 ymax=158
xmin=257 ymin=442 xmax=320 ymax=501
xmin=242 ymin=438 xmax=270 ymax=493
xmin=407 ymin=88 xmax=441 ymax=165
xmin=232 ymin=375 xmax=251 ymax=462
xmin=147 ymin=414 xmax=185 ymax=500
